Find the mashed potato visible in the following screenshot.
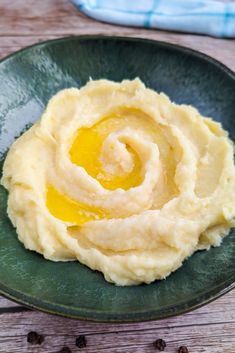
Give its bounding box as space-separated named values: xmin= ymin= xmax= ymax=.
xmin=1 ymin=79 xmax=235 ymax=285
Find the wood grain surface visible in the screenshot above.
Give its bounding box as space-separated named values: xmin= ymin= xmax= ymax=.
xmin=0 ymin=291 xmax=234 ymax=353
xmin=0 ymin=1 xmax=234 ymax=352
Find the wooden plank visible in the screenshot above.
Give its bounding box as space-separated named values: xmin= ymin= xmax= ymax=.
xmin=0 ymin=0 xmax=234 ymax=71
xmin=0 ymin=297 xmax=234 ymax=353
xmin=0 ymin=296 xmax=21 ymax=308
xmin=0 ymin=0 xmax=234 ymax=352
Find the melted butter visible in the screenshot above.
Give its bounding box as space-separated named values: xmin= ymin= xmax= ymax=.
xmin=46 ymin=108 xmax=178 ymax=225
xmin=46 ymin=184 xmax=110 ymax=225
xmin=47 ymin=112 xmax=143 ymax=225
xmin=69 ymin=114 xmax=143 ymax=190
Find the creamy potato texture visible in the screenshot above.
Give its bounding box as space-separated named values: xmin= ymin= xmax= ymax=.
xmin=2 ymin=79 xmax=235 ymax=285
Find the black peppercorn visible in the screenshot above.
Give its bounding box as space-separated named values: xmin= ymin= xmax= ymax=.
xmin=178 ymin=346 xmax=189 ymax=353
xmin=59 ymin=347 xmax=72 ymax=353
xmin=153 ymin=338 xmax=166 ymax=351
xmin=75 ymin=335 xmax=87 ymax=348
xmin=27 ymin=331 xmax=44 ymax=345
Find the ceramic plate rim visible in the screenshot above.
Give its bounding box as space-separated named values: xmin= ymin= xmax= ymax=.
xmin=0 ymin=35 xmax=234 ymax=322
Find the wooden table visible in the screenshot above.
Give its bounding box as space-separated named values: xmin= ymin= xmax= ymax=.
xmin=0 ymin=1 xmax=234 ymax=352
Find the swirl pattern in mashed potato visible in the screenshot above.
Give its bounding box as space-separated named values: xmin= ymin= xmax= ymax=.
xmin=1 ymin=79 xmax=235 ymax=285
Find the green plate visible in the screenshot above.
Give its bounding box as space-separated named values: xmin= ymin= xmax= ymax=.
xmin=0 ymin=36 xmax=234 ymax=322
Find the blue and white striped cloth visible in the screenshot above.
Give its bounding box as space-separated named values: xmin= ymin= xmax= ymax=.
xmin=71 ymin=0 xmax=235 ymax=37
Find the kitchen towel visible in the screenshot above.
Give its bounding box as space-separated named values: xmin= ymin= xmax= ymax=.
xmin=71 ymin=0 xmax=235 ymax=37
